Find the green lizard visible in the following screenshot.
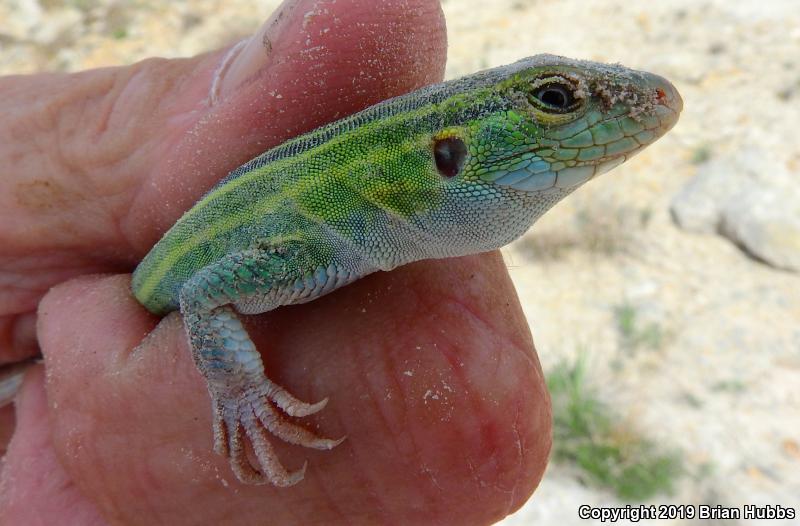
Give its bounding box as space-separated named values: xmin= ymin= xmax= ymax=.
xmin=131 ymin=54 xmax=682 ymax=486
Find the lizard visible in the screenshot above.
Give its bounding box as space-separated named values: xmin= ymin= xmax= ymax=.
xmin=129 ymin=54 xmax=682 ymax=487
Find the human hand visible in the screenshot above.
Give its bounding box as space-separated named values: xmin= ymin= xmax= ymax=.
xmin=0 ymin=1 xmax=551 ymax=524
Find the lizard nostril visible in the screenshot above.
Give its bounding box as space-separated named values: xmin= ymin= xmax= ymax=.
xmin=655 ymin=87 xmax=667 ymax=104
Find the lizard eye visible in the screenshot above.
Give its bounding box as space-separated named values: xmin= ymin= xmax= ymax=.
xmin=536 ymin=85 xmax=572 ymax=109
xmin=529 ymin=77 xmax=581 ymax=114
xmin=434 ymin=137 xmax=467 ymax=178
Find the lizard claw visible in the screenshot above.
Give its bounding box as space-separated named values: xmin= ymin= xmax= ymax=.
xmin=212 ymin=385 xmax=344 ymax=486
xmin=263 ymin=379 xmax=329 ymax=417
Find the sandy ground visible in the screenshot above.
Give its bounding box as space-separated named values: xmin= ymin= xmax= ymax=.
xmin=2 ymin=0 xmax=798 ymax=524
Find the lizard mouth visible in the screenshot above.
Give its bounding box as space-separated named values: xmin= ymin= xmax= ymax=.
xmin=484 ymin=157 xmax=628 ymax=193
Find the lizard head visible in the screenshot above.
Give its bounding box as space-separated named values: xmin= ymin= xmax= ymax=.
xmin=413 ymin=55 xmax=682 ymax=254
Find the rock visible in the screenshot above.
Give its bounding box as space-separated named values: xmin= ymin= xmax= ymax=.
xmin=1 ymin=0 xmax=44 ymax=41
xmin=671 ymin=147 xmax=800 ymax=272
xmin=669 ymin=159 xmax=738 ymax=233
xmin=29 ymin=7 xmax=84 ymax=47
xmin=720 ymin=182 xmax=800 ymax=272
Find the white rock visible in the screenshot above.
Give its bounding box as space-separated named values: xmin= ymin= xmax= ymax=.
xmin=29 ymin=7 xmax=84 ymax=46
xmin=721 ymin=181 xmax=800 ymax=272
xmin=669 ymin=159 xmax=737 ymax=233
xmin=671 ymin=147 xmax=800 ymax=272
xmin=1 ymin=0 xmax=44 ymax=41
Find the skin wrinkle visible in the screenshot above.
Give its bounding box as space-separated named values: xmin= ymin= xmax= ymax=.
xmin=128 ymin=59 xmax=179 ymax=124
xmin=407 ymin=262 xmax=535 ymax=372
xmin=365 ymin=282 xmax=452 ymax=493
xmin=93 ymin=61 xmax=158 ymax=150
xmin=88 ymin=68 xmax=122 ymax=139
xmin=306 ymin=460 xmax=348 ymax=526
xmin=482 ymin=404 xmax=527 ymax=512
xmin=90 ymin=65 xmax=167 ymax=164
xmin=377 ymin=267 xmax=533 ymax=524
xmin=444 ymin=293 xmax=537 ymax=369
xmin=76 ymin=361 xmax=182 ymax=522
xmin=468 ymin=404 xmax=525 ymax=509
xmin=364 ymin=347 xmax=426 ymax=524
xmin=273 ymin=375 xmax=347 ymax=522
xmin=406 ymin=281 xmax=545 ymax=516
xmin=440 ymin=305 xmax=501 ymax=378
xmin=0 ymin=256 xmax=117 ymax=334
xmin=128 ymin=312 xmax=179 ymax=363
xmin=18 ymin=392 xmax=86 ymax=520
xmin=4 ymin=314 xmax=38 ymax=360
xmin=168 ymin=60 xmax=218 ymax=120
xmin=377 ymin=341 xmax=417 ymax=460
xmin=0 ymin=270 xmax=48 ymax=313
xmin=11 ymin=72 xmax=137 ymax=256
xmin=430 ymin=331 xmax=506 ymax=498
xmin=3 ymin=371 xmax=102 ymax=523
xmin=332 ymin=342 xmax=391 ymax=523
xmin=377 ymin=327 xmax=441 ymax=520
xmin=58 ymin=413 xmax=116 ymax=519
xmin=506 ymin=404 xmax=525 ymax=507
xmin=310 ymin=392 xmax=375 ymax=524
xmin=53 ymin=82 xmax=109 ymax=182
xmin=378 ymin=289 xmax=420 ymax=444
xmin=505 ymin=400 xmax=545 ymax=518
xmin=93 ymin=59 xmax=210 ymax=253
xmin=31 ymin=78 xmax=65 ymax=174
xmin=352 ymin=332 xmax=414 ymax=473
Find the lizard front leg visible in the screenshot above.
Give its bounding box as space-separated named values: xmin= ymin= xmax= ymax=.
xmin=179 ymin=248 xmax=344 ymax=486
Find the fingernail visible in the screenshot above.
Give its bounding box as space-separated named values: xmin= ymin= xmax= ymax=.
xmin=210 ymin=0 xmax=303 ymax=104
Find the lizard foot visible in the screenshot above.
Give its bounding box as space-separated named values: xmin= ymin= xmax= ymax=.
xmin=211 ymin=386 xmax=345 ymax=486
xmin=179 ymin=295 xmax=345 ymax=485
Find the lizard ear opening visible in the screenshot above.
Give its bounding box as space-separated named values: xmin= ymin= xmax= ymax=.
xmin=433 ymin=137 xmax=467 ymax=178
